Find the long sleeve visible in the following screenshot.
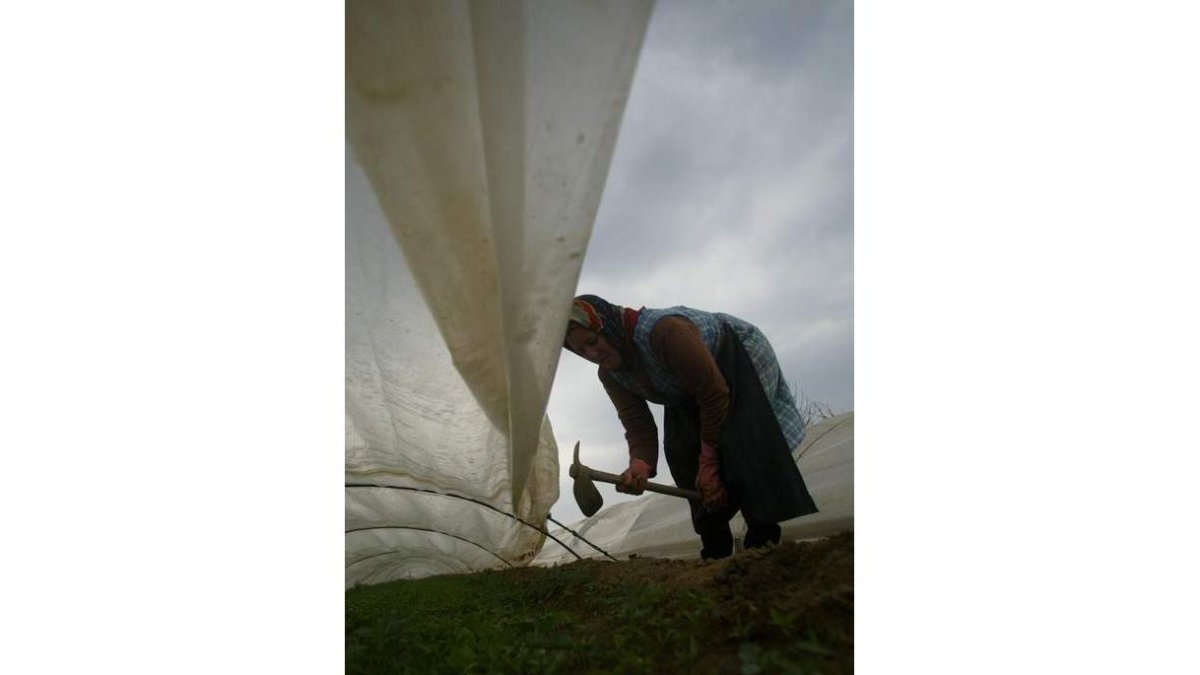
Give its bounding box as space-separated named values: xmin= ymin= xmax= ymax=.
xmin=599 ymin=369 xmax=659 ymax=474
xmin=649 ymin=316 xmax=730 ymax=446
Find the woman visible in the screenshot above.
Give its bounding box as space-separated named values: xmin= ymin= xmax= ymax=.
xmin=563 ymin=294 xmax=818 ymax=560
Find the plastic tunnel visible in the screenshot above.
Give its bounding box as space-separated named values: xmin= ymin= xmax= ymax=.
xmin=345 ymin=0 xmax=655 ymax=586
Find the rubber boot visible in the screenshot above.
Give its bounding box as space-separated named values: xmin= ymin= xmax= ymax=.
xmin=743 ymin=520 xmax=781 ymax=550
xmin=698 ymin=521 xmax=734 ymax=560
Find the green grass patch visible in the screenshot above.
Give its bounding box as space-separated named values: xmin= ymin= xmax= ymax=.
xmin=346 ymin=535 xmax=853 ymax=674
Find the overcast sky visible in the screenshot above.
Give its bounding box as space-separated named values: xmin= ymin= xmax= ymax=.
xmin=547 ymin=0 xmax=853 ymax=525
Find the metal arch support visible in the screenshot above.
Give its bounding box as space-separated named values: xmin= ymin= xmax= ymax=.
xmin=345 ymin=483 xmax=583 ymax=561
xmin=345 ymin=525 xmax=514 ymax=568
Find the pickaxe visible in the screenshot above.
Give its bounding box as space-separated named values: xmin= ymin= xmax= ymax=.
xmin=568 ymin=441 xmax=700 ymax=517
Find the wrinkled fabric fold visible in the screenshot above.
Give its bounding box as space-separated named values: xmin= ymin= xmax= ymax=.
xmin=346 ymin=0 xmax=654 ymax=584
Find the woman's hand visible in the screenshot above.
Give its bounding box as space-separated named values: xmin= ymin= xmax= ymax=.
xmin=616 ymin=458 xmax=652 ymax=495
xmin=695 ymin=441 xmax=728 ymax=510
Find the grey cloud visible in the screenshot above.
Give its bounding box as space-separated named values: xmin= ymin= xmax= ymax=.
xmin=649 ymin=0 xmax=852 ymax=88
xmin=584 ymin=1 xmax=851 ymax=276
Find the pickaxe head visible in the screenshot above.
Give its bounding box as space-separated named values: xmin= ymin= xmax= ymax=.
xmin=569 ymin=441 xmax=604 ymax=517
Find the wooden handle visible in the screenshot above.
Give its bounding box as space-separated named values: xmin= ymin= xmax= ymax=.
xmin=583 ymin=466 xmax=700 ymax=501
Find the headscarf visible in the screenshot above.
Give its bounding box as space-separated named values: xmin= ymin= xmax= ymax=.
xmin=564 ymin=294 xmax=643 ymax=368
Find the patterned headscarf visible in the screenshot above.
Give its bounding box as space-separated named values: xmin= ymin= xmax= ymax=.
xmin=565 ymin=294 xmax=643 ymax=368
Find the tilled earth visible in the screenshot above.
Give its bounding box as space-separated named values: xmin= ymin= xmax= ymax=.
xmin=486 ymin=531 xmax=854 ymax=673
xmin=560 ymin=532 xmax=854 ymax=673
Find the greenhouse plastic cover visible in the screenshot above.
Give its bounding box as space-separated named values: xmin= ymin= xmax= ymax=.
xmin=346 ymin=0 xmax=654 ymax=586
xmin=532 ymin=412 xmax=854 ymax=565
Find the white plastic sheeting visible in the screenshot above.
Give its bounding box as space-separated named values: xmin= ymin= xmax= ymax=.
xmin=346 ymin=0 xmax=653 ymax=585
xmin=533 ymin=412 xmax=854 ymax=565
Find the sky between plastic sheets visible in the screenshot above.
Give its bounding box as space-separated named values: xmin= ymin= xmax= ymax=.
xmin=546 ymin=0 xmax=853 ymax=526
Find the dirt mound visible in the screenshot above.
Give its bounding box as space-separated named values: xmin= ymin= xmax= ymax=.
xmin=542 ymin=531 xmax=855 ymax=673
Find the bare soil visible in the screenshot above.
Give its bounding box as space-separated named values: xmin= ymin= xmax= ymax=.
xmin=529 ymin=531 xmax=854 ymax=673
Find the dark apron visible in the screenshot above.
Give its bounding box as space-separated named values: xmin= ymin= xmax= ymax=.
xmin=662 ymin=325 xmax=819 ymax=532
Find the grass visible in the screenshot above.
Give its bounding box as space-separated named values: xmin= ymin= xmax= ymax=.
xmin=346 ymin=566 xmax=711 ymax=674
xmin=346 ymin=536 xmax=853 ymax=675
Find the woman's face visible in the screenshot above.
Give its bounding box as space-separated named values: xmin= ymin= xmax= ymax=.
xmin=566 ymin=326 xmax=624 ymax=371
